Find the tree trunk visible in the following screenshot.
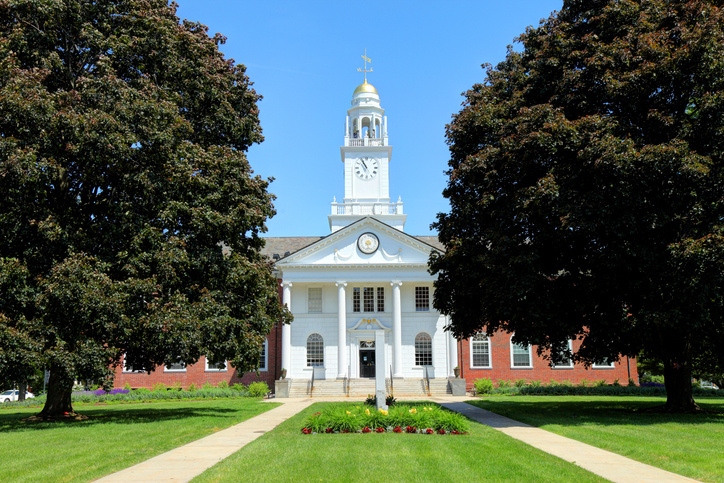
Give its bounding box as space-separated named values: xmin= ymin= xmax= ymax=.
xmin=663 ymin=357 xmax=699 ymax=413
xmin=38 ymin=369 xmax=75 ymax=419
xmin=18 ymin=381 xmax=26 ymax=402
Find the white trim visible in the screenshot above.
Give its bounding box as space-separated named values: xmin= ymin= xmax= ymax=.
xmin=204 ymin=357 xmax=228 ymax=372
xmin=164 ymin=361 xmax=186 ymax=372
xmin=552 ymin=340 xmax=574 ymax=368
xmin=257 ymin=339 xmax=268 ymax=372
xmin=122 ymin=354 xmax=144 ymax=373
xmin=510 ymin=336 xmax=533 ymax=368
xmin=470 ymin=333 xmax=492 ymax=369
xmin=592 ymin=359 xmax=616 ymax=369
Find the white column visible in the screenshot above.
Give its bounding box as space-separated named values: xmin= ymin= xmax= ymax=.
xmin=336 ymin=281 xmax=347 ymax=379
xmin=391 ymin=281 xmax=402 ymax=377
xmin=447 ymin=321 xmax=458 ymax=377
xmin=281 ymin=281 xmax=292 ymax=375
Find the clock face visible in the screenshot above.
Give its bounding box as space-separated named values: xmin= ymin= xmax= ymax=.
xmin=357 ymin=232 xmax=379 ymax=254
xmin=354 ymin=157 xmax=379 ymax=180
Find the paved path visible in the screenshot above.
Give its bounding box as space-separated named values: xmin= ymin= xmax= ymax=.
xmin=95 ymin=395 xmax=702 ymax=483
xmin=95 ymin=398 xmax=313 ymax=483
xmin=439 ymin=400 xmax=701 ymax=483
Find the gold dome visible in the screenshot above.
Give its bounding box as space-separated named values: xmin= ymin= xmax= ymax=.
xmin=353 ymin=81 xmax=378 ymax=95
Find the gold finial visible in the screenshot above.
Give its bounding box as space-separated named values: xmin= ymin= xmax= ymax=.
xmin=357 ymin=48 xmax=373 ymax=83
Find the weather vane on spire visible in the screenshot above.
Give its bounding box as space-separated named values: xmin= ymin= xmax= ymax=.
xmin=357 ymin=48 xmax=372 ymax=83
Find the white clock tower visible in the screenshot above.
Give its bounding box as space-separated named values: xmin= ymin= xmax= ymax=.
xmin=329 ymin=78 xmax=406 ymax=232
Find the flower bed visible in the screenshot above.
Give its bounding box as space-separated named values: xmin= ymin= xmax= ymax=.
xmin=301 ymin=404 xmax=468 ymax=435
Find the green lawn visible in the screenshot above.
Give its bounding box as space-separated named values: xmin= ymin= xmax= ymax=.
xmin=469 ymin=396 xmax=724 ymax=483
xmin=0 ymin=398 xmax=278 ymax=483
xmin=191 ymin=402 xmax=608 ymax=483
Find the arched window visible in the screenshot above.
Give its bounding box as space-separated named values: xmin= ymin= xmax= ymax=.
xmin=415 ymin=333 xmax=432 ymax=366
xmin=471 ymin=333 xmax=491 ymax=368
xmin=307 ymin=333 xmax=324 ymax=367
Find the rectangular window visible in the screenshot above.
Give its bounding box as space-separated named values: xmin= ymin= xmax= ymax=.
xmin=511 ymin=341 xmax=532 ymax=368
xmin=363 ymin=287 xmax=375 ymax=312
xmin=308 ymin=287 xmax=322 ymax=313
xmin=205 ymin=358 xmax=227 ymax=372
xmin=164 ymin=361 xmax=186 ymax=372
xmin=353 ymin=288 xmax=361 ymax=312
xmin=122 ymin=354 xmax=144 ymax=373
xmin=415 ymin=287 xmax=430 ymax=312
xmin=471 ymin=333 xmax=491 ymax=368
xmin=352 ymin=287 xmax=384 ymax=312
xmin=258 ymin=341 xmax=267 ymax=371
xmin=552 ymin=340 xmax=574 ymax=368
xmin=593 ymin=359 xmax=615 ymax=368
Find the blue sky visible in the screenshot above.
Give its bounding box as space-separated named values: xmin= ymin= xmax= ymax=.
xmin=174 ymin=1 xmax=563 ymax=237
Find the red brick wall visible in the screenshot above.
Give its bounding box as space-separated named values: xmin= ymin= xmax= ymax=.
xmin=113 ymin=322 xmax=284 ymax=391
xmin=114 ymin=280 xmax=286 ymax=391
xmin=459 ymin=331 xmax=637 ymax=390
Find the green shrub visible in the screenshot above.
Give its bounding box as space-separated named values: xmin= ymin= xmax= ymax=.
xmin=217 ymin=380 xmax=229 ymax=389
xmin=246 ymin=381 xmax=270 ymax=397
xmin=514 ymin=379 xmax=528 ymax=388
xmin=529 ymin=380 xmax=542 ymax=388
xmin=202 ymin=381 xmax=214 ymax=390
xmin=594 ymin=379 xmax=607 ymax=387
xmin=497 ymin=379 xmax=511 ymax=388
xmin=578 ymin=379 xmax=589 ymax=388
xmin=187 ymin=383 xmax=197 ymax=392
xmin=473 ymin=378 xmax=494 ymax=395
xmin=152 ymin=382 xmax=166 ymax=392
xmin=123 ymin=382 xmax=131 ymax=391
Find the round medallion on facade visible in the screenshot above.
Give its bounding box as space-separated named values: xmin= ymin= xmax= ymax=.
xmin=354 ymin=157 xmax=379 ymax=180
xmin=357 ymin=232 xmax=379 ymax=254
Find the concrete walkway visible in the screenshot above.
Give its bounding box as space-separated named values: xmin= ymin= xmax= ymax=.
xmin=95 ymin=395 xmax=703 ymax=483
xmin=439 ymin=400 xmax=701 ymax=483
xmin=95 ymin=398 xmax=313 ymax=483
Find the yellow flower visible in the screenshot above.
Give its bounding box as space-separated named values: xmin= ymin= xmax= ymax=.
xmin=409 ymin=408 xmax=417 ymax=414
xmin=365 ymin=408 xmax=370 ymax=415
xmin=378 ymin=408 xmax=388 ymax=415
xmin=346 ymin=410 xmax=351 ymax=415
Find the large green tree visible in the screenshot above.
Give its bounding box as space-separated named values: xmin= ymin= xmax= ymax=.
xmin=0 ymin=0 xmax=291 ymax=418
xmin=430 ymin=0 xmax=724 ymax=412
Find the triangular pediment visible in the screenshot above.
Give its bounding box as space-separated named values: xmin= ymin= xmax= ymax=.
xmin=275 ymin=218 xmax=440 ymax=268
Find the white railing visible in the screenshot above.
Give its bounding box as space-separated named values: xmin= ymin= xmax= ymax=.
xmin=346 ymin=137 xmax=386 ymax=147
xmin=331 ymin=201 xmax=403 ymax=215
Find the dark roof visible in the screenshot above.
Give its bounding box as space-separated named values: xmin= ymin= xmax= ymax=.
xmin=261 ymin=234 xmax=443 ymax=260
xmin=261 ymin=237 xmax=323 ymax=258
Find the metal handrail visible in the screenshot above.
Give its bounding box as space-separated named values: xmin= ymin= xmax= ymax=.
xmin=389 ymin=365 xmax=394 ymax=395
xmin=310 ymin=368 xmax=315 ymax=397
xmin=424 ymin=366 xmax=431 ymax=396
xmin=347 ymin=365 xmax=351 ymax=396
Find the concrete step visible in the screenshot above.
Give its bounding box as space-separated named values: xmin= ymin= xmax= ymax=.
xmin=284 ymin=378 xmax=452 ymax=398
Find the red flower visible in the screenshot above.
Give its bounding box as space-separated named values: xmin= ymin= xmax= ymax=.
xmin=393 ymin=426 xmax=403 ymax=433
xmin=375 ymin=427 xmax=385 ymax=433
xmin=406 ymin=426 xmax=417 ymax=433
xmin=362 ymin=427 xmax=371 ymax=433
xmin=325 ymin=428 xmax=333 ymax=433
xmin=301 ymin=428 xmax=311 ymax=434
xmin=438 ymin=429 xmax=446 ymax=435
xmin=425 ymin=428 xmax=434 ymax=434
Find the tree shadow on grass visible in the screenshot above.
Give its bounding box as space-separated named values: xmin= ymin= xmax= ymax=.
xmin=467 ymin=398 xmax=724 ymax=428
xmin=0 ymin=404 xmax=250 ymax=433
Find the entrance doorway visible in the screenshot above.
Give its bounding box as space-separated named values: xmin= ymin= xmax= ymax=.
xmin=359 ymin=340 xmax=376 ymax=378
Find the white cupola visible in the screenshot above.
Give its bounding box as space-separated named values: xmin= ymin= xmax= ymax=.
xmin=329 ymin=79 xmax=406 ymax=233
